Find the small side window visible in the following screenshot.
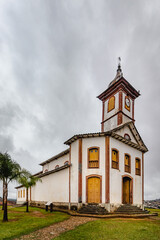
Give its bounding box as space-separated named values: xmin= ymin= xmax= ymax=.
xmin=55 ymin=165 xmax=59 ymax=169
xmin=64 ymin=161 xmax=69 ymax=165
xmin=23 ymin=189 xmax=25 ymax=198
xmin=125 ymin=154 xmax=131 ymax=173
xmin=124 ymin=134 xmax=131 ymax=141
xmin=112 ymin=149 xmax=119 ymax=169
xmin=135 ymin=158 xmax=141 ymax=176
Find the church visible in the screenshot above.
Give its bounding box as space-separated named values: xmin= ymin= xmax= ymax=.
xmin=16 ymin=63 xmax=148 ymax=212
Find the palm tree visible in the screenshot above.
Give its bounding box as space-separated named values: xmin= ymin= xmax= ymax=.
xmin=18 ymin=174 xmax=41 ymax=212
xmin=0 ymin=152 xmax=26 ymax=222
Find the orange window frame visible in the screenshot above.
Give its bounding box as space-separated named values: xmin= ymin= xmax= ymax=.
xmin=88 ymin=147 xmax=99 ymax=168
xmin=23 ymin=189 xmax=25 ymax=198
xmin=135 ymin=158 xmax=141 ymax=176
xmin=108 ymin=96 xmax=115 ymax=112
xmin=124 ymin=154 xmax=131 ymax=173
xmin=112 ymin=148 xmax=119 ymax=170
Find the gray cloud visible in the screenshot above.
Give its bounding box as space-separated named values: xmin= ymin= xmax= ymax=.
xmin=0 ymin=0 xmax=159 ymax=199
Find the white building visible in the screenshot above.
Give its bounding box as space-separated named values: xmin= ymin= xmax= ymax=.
xmin=16 ymin=64 xmax=148 ymax=212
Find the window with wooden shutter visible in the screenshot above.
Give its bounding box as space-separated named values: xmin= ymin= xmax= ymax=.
xmin=125 ymin=154 xmax=131 ymax=173
xmin=135 ymin=158 xmax=141 ymax=175
xmin=108 ymin=96 xmax=115 ymax=112
xmin=112 ymin=149 xmax=119 ymax=169
xmin=88 ymin=148 xmax=99 ymax=168
xmin=21 ymin=190 xmax=22 ymax=198
xmin=18 ymin=191 xmax=20 ymax=198
xmin=23 ymin=189 xmax=25 ymax=198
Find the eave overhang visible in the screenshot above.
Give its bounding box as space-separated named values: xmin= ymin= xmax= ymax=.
xmin=35 ymin=163 xmax=71 ymax=178
xmin=110 ymin=132 xmax=148 ymax=152
xmin=64 ymin=126 xmax=148 ymax=153
xmin=97 ymin=77 xmax=140 ymax=101
xmin=64 ymin=131 xmax=111 ymax=145
xmin=40 ymin=148 xmax=70 ymax=166
xmin=15 ymin=164 xmax=71 ymax=189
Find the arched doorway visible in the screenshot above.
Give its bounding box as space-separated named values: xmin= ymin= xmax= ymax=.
xmin=86 ymin=176 xmax=101 ymax=203
xmin=122 ymin=176 xmax=133 ymax=204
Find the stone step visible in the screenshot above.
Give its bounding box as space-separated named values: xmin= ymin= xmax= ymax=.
xmin=115 ymin=212 xmax=149 ymax=214
xmin=115 ymin=205 xmax=149 ymax=215
xmin=78 ymin=205 xmax=108 ymax=215
xmin=116 ymin=208 xmax=143 ymax=211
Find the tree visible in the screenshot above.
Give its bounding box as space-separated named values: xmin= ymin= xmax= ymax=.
xmin=18 ymin=174 xmax=41 ymax=212
xmin=0 ymin=152 xmax=26 ymax=222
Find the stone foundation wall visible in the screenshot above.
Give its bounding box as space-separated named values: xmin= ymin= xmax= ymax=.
xmin=29 ymin=201 xmax=143 ymax=213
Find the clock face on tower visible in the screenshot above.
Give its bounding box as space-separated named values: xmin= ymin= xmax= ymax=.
xmin=125 ymin=96 xmax=130 ymax=111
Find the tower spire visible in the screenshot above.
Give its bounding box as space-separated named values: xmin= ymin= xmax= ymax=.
xmin=117 ymin=57 xmax=123 ymax=77
xmin=108 ymin=57 xmax=123 ymax=87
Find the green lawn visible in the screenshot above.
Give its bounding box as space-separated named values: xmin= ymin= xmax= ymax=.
xmin=146 ymin=208 xmax=160 ymax=216
xmin=0 ymin=206 xmax=69 ymax=240
xmin=55 ymin=209 xmax=160 ymax=240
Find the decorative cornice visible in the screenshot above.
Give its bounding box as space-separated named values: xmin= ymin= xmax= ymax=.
xmin=64 ymin=123 xmax=148 ymax=152
xmin=97 ymin=77 xmax=140 ymax=101
xmin=37 ymin=164 xmax=71 ymax=178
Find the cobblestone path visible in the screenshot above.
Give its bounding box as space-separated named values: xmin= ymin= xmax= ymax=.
xmin=14 ymin=216 xmax=96 ymax=240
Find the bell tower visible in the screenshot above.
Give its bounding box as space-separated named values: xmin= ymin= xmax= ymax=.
xmin=97 ymin=61 xmax=140 ymax=132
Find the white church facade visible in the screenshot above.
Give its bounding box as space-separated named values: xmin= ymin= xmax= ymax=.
xmin=16 ymin=64 xmax=148 ymax=212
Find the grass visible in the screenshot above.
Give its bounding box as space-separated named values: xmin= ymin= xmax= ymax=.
xmin=0 ymin=206 xmax=69 ymax=240
xmin=146 ymin=208 xmax=160 ymax=216
xmin=55 ymin=209 xmax=160 ymax=240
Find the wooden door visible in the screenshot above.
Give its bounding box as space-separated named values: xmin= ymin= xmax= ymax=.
xmin=88 ymin=177 xmax=100 ymax=203
xmin=123 ymin=178 xmax=130 ymax=204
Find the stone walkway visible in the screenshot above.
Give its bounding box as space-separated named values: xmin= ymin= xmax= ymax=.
xmin=14 ymin=216 xmax=96 ymax=240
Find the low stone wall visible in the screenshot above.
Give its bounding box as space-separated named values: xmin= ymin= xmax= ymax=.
xmin=29 ymin=201 xmax=143 ymax=213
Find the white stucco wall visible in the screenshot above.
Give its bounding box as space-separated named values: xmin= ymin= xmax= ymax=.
xmin=104 ymin=115 xmax=117 ymax=131
xmin=82 ymin=137 xmax=106 ymax=203
xmin=17 ymin=187 xmax=30 ymax=204
xmin=104 ymin=92 xmax=119 ymax=120
xmin=70 ymin=140 xmax=79 ymax=203
xmin=110 ymin=137 xmax=142 ymax=205
xmin=31 ymin=168 xmax=69 ymax=203
xmin=116 ymin=124 xmax=138 ymax=144
xmin=43 ymin=153 xmax=69 ymax=173
xmin=16 ymin=134 xmax=143 ymax=207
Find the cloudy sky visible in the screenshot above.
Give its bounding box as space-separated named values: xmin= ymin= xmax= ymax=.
xmin=0 ymin=0 xmax=159 ymax=200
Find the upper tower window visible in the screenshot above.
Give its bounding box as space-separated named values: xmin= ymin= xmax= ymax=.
xmin=88 ymin=147 xmax=99 ymax=168
xmin=108 ymin=96 xmax=115 ymax=112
